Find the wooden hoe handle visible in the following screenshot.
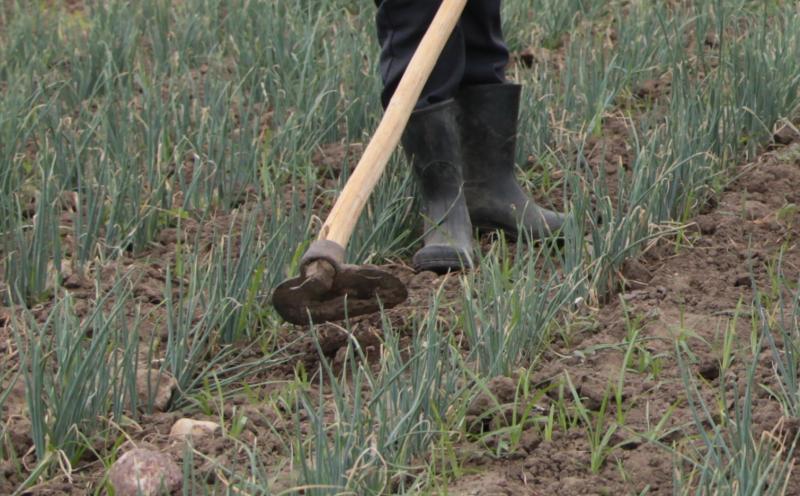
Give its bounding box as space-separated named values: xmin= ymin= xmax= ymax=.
xmin=316 ymin=0 xmax=468 ymax=248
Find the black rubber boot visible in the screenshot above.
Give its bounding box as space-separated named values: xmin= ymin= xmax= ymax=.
xmin=402 ymin=100 xmax=475 ymax=273
xmin=458 ymin=84 xmax=565 ymax=240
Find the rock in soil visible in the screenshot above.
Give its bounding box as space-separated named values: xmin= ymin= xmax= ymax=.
xmin=169 ymin=419 xmax=220 ymax=441
xmin=136 ymin=368 xmax=178 ymax=412
xmin=519 ymin=429 xmax=542 ymax=454
xmin=108 ymin=448 xmax=182 ymax=496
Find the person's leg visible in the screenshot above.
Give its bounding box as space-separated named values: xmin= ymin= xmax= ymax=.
xmin=456 ymin=1 xmax=565 ymax=240
xmin=402 ymin=101 xmax=474 ymax=272
xmin=460 ymin=0 xmax=509 ymax=87
xmin=374 ymin=0 xmax=474 ymax=272
xmin=374 ymin=0 xmax=465 ymax=108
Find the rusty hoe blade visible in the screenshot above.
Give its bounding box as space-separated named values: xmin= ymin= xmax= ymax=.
xmin=272 ymin=240 xmax=408 ymax=325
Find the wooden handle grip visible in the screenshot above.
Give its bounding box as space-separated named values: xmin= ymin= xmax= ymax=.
xmin=317 ymin=0 xmax=468 ymax=247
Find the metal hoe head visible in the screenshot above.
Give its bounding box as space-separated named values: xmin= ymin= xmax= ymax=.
xmin=272 ymin=241 xmax=408 ymax=325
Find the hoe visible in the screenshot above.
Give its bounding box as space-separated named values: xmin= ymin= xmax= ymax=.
xmin=272 ymin=0 xmax=467 ymax=325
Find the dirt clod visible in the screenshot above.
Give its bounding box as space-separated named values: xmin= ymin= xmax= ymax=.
xmin=6 ymin=417 xmax=32 ymax=456
xmin=621 ymin=258 xmax=652 ymax=290
xmin=743 ymin=200 xmax=770 ymax=221
xmin=466 ymin=377 xmax=519 ymax=433
xmin=774 ymin=123 xmax=800 ymax=145
xmin=777 ymin=416 xmax=800 ymax=444
xmin=732 ymin=273 xmax=751 ymax=287
xmin=695 ymin=215 xmax=717 ymax=235
xmin=577 ymin=376 xmax=607 ymax=411
xmin=468 ymin=376 xmax=518 ymax=417
xmin=315 ymin=325 xmax=348 ymax=356
xmin=697 ymin=360 xmax=720 ymax=381
xmin=513 ymin=48 xmax=535 ymax=68
xmin=705 ymin=31 xmax=721 ymax=48
xmin=519 ymin=429 xmax=542 ymax=454
xmin=634 ymin=77 xmax=671 ymax=100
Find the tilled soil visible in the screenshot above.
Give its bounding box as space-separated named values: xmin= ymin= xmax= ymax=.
xmin=444 ymin=138 xmax=800 ymax=494
xmin=3 ymin=137 xmax=800 ymax=495
xmin=1 ymin=25 xmax=799 ymax=491
xmin=2 ymin=2 xmax=800 ymax=494
xmin=265 ymin=127 xmax=800 ymax=495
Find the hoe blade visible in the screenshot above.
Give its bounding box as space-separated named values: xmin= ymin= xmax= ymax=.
xmin=272 ymin=265 xmax=407 ymax=325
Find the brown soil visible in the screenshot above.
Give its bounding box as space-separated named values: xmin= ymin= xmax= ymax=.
xmin=2 ymin=130 xmax=799 ymax=495
xmin=3 ymin=5 xmax=800 ymax=494
xmin=442 ymin=137 xmax=800 ymax=495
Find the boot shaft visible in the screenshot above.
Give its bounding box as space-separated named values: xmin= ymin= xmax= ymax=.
xmin=401 ymin=99 xmax=467 ymax=203
xmin=457 ymin=83 xmax=522 ymax=181
xmin=401 ymin=100 xmax=475 ymax=272
xmin=455 ymin=83 xmax=565 ymax=239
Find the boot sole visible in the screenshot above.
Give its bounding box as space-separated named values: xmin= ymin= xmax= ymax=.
xmin=412 ymin=246 xmax=474 ymax=274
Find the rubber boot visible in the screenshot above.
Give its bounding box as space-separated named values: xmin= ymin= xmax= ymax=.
xmin=402 ymin=100 xmax=475 ymax=273
xmin=458 ymin=84 xmax=564 ymax=240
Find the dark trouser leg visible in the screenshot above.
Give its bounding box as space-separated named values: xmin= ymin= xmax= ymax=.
xmin=373 ymin=0 xmax=509 ymax=106
xmin=460 ymin=0 xmax=509 ymax=87
xmin=374 ymin=0 xmax=465 ymax=109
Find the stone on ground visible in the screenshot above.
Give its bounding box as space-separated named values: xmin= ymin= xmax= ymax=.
xmin=108 ymin=448 xmax=182 ymax=496
xmin=169 ymin=418 xmax=220 ymax=441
